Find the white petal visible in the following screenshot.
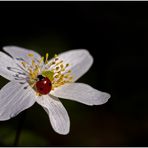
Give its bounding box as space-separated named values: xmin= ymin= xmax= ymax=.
xmin=3 ymin=46 xmax=41 ymax=64
xmin=0 ymin=81 xmax=36 ymax=120
xmin=36 ymin=95 xmax=70 ymax=135
xmin=49 ymin=49 xmax=93 ymax=81
xmin=0 ymin=52 xmax=22 ymax=80
xmin=52 ymin=83 xmax=111 ymax=106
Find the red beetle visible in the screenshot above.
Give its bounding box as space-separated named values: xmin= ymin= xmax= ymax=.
xmin=36 ymin=75 xmax=52 ymax=95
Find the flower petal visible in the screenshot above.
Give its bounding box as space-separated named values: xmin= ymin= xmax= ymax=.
xmin=3 ymin=46 xmax=41 ymax=64
xmin=0 ymin=52 xmax=22 ymax=80
xmin=52 ymin=83 xmax=111 ymax=106
xmin=36 ymin=95 xmax=70 ymax=135
xmin=49 ymin=49 xmax=93 ymax=82
xmin=0 ymin=81 xmax=36 ymax=120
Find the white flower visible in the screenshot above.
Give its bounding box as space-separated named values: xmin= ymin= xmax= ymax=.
xmin=0 ymin=46 xmax=111 ymax=135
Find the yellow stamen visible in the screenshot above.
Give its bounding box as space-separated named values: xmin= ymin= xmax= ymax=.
xmin=56 ymin=66 xmax=59 ymax=70
xmin=36 ymin=92 xmax=40 ymax=96
xmin=40 ymin=57 xmax=44 ymax=64
xmin=54 ymin=54 xmax=58 ymax=58
xmin=21 ymin=61 xmax=26 ymax=68
xmin=52 ymin=61 xmax=55 ymax=65
xmin=66 ymin=63 xmax=69 ymax=67
xmin=32 ymin=60 xmax=35 ymax=67
xmin=28 ymin=53 xmax=34 ymax=57
xmin=67 ymin=70 xmax=71 ymax=73
xmin=45 ymin=53 xmax=49 ymax=64
xmin=60 ymin=64 xmax=64 ymax=69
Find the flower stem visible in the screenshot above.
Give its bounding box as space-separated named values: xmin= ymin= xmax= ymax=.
xmin=13 ymin=111 xmax=26 ymax=146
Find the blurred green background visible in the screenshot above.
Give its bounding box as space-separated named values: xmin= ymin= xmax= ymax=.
xmin=0 ymin=1 xmax=148 ymax=146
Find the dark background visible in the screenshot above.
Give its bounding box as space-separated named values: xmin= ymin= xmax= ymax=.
xmin=0 ymin=1 xmax=148 ymax=146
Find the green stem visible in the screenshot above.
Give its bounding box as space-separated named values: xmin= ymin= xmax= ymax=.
xmin=13 ymin=111 xmax=26 ymax=146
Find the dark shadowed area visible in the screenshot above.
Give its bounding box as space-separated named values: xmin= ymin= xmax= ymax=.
xmin=0 ymin=1 xmax=148 ymax=146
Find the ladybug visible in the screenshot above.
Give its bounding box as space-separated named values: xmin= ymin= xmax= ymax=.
xmin=35 ymin=75 xmax=52 ymax=95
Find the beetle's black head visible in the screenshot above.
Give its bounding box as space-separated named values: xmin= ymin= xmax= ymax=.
xmin=37 ymin=75 xmax=45 ymax=81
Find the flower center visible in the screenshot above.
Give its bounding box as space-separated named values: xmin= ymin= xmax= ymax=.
xmin=20 ymin=52 xmax=73 ymax=95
